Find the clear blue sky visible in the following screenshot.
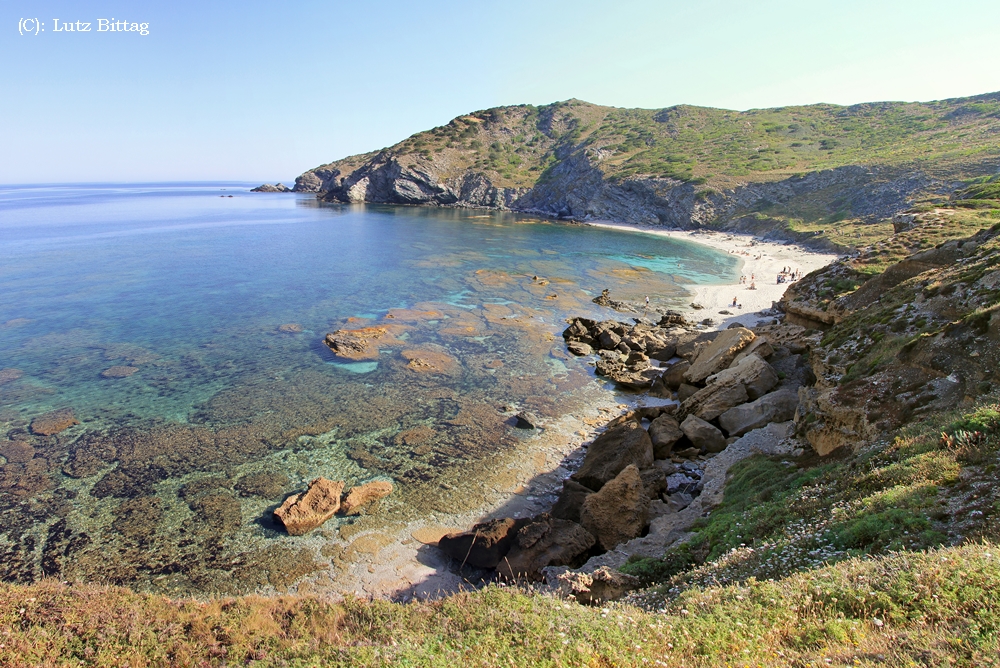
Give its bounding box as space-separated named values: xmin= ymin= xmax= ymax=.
xmin=3 ymin=0 xmax=999 ymax=183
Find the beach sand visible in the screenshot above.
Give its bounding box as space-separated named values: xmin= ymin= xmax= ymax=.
xmin=586 ymin=222 xmax=840 ymax=330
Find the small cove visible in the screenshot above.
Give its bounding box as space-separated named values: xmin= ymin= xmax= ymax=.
xmin=0 ymin=183 xmax=739 ymax=595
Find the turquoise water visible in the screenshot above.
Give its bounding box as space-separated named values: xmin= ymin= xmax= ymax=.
xmin=0 ymin=183 xmax=737 ymax=593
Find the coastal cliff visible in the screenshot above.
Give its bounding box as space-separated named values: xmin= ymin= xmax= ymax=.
xmin=296 ymin=95 xmax=1000 ymax=248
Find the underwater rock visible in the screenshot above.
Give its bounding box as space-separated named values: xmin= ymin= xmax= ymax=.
xmin=514 ymin=411 xmax=540 ymax=429
xmin=278 ymin=323 xmax=303 ymax=333
xmin=100 ymin=366 xmax=139 ymax=378
xmin=0 ymin=440 xmax=35 ymax=463
xmin=235 ymin=471 xmax=290 ymax=499
xmin=401 ymin=348 xmax=459 ymax=374
xmin=30 ymin=408 xmax=79 ymax=436
xmin=340 ymin=480 xmax=394 ymax=515
xmin=274 ymin=477 xmax=345 ymax=535
xmin=324 ymin=326 xmax=402 ymax=361
xmin=0 ymin=368 xmax=23 ymax=385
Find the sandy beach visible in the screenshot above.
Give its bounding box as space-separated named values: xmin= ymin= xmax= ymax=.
xmin=586 ymin=222 xmax=840 ymax=330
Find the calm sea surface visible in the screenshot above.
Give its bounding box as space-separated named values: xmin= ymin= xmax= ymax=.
xmin=0 ymin=183 xmax=737 ymax=593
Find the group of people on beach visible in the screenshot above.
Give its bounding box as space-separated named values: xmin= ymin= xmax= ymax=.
xmin=739 ymin=273 xmax=756 ymax=290
xmin=776 ymin=266 xmax=800 ymax=284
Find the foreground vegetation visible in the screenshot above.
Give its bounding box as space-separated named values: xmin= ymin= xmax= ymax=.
xmin=2 ymin=541 xmax=999 ymax=667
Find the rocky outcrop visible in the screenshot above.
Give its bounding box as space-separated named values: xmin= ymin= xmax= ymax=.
xmin=324 ymin=326 xmax=403 ymax=361
xmin=438 ymin=517 xmax=528 ymax=569
xmin=497 ymin=514 xmax=596 ymax=581
xmin=340 ymin=480 xmax=393 ymax=515
xmin=250 ymin=183 xmax=292 ymax=192
xmin=555 ymin=566 xmax=642 ymax=604
xmin=571 ymin=421 xmax=654 ymax=491
xmin=274 ymin=478 xmax=345 ymax=536
xmin=551 ymin=480 xmax=593 ymax=523
xmin=648 ymin=414 xmax=684 ymax=458
xmin=579 ymin=465 xmax=649 ymax=551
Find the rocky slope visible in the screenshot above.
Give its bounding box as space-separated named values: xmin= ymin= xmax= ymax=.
xmin=296 ymin=94 xmax=1000 ymax=248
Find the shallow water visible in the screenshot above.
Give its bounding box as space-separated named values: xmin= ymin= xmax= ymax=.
xmin=0 ymin=183 xmax=737 ymax=594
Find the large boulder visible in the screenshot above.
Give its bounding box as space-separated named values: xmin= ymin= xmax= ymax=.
xmin=438 ymin=517 xmax=528 ymax=568
xmin=340 ymin=480 xmax=393 ymax=515
xmin=639 ymin=467 xmax=667 ymax=499
xmin=732 ymin=336 xmax=775 ymax=364
xmin=718 ymin=390 xmax=799 ymax=437
xmin=579 ymin=465 xmax=649 ymax=551
xmin=572 ymin=421 xmax=654 ymax=491
xmin=684 ymin=327 xmax=756 ymax=384
xmin=274 ymin=478 xmax=345 ymax=535
xmin=680 ymin=380 xmax=749 ymax=421
xmin=709 ymin=353 xmax=779 ymax=401
xmin=680 ymin=415 xmax=727 ymax=453
xmin=497 ymin=514 xmax=596 ymax=581
xmin=661 ymin=360 xmax=690 ymax=390
xmin=551 ymin=480 xmax=593 ymax=523
xmin=648 ymin=414 xmax=684 ymax=459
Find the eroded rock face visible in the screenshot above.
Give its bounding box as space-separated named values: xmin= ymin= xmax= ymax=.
xmin=273 ymin=478 xmax=345 ymax=536
xmin=680 ymin=415 xmax=727 ymax=453
xmin=719 ymin=389 xmax=799 ymax=437
xmin=340 ymin=480 xmax=393 ymax=515
xmin=438 ymin=517 xmax=528 ymax=569
xmin=497 ymin=514 xmax=595 ymax=581
xmin=572 ymin=421 xmax=654 ymax=491
xmin=579 ymin=465 xmax=649 ymax=551
xmin=30 ymin=409 xmax=79 ymax=437
xmin=684 ymin=327 xmax=756 ymax=383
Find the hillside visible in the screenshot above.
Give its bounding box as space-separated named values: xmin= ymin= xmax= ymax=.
xmin=295 ymin=94 xmax=1000 ymax=250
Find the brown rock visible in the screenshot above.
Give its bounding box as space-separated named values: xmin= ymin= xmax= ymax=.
xmin=101 ymin=366 xmax=139 ymax=378
xmin=639 ymin=467 xmax=667 ymax=498
xmin=648 ymin=414 xmax=683 ymax=459
xmin=718 ymin=389 xmax=799 ymax=437
xmin=732 ymin=336 xmax=775 ymax=364
xmin=661 ymin=360 xmax=690 ymax=389
xmin=566 ymin=341 xmax=593 ymax=356
xmin=274 ymin=477 xmax=345 ymax=535
xmin=324 ymin=326 xmax=403 ymax=361
xmin=680 ymin=415 xmax=727 ymax=453
xmin=340 ymin=480 xmax=393 ymax=515
xmin=579 ymin=465 xmax=649 ymax=550
xmin=572 ymin=421 xmax=654 ymax=491
xmin=551 ymin=479 xmax=593 ymax=523
xmin=30 ymin=408 xmax=79 ymax=436
xmin=497 ymin=514 xmax=595 ymax=581
xmin=0 ymin=440 xmax=35 ymax=463
xmin=681 ymin=381 xmax=749 ymax=421
xmin=684 ymin=327 xmax=756 ymax=384
xmin=438 ymin=517 xmax=528 ymax=568
xmin=557 ymin=566 xmax=642 ymax=604
xmin=677 ymin=383 xmax=701 ymax=402
xmin=710 ymin=353 xmax=779 ymax=400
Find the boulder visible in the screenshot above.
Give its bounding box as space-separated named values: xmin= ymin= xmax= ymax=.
xmin=597 ymin=330 xmax=622 ymax=350
xmin=438 ymin=517 xmax=528 ymax=568
xmin=661 ymin=360 xmax=690 ymax=389
xmin=551 ymin=480 xmax=593 ymax=523
xmin=556 ymin=566 xmax=642 ymax=604
xmin=680 ymin=415 xmax=727 ymax=453
xmin=732 ymin=336 xmax=775 ymax=364
xmin=274 ymin=478 xmax=345 ymax=535
xmin=30 ymin=408 xmax=79 ymax=436
xmin=718 ymin=390 xmax=799 ymax=437
xmin=648 ymin=414 xmax=684 ymax=459
xmin=497 ymin=514 xmax=596 ymax=581
xmin=572 ymin=421 xmax=654 ymax=491
xmin=709 ymin=353 xmax=779 ymax=400
xmin=684 ymin=327 xmax=756 ymax=384
xmin=579 ymin=465 xmax=649 ymax=550
xmin=646 ymin=339 xmax=677 ymax=362
xmin=514 ymin=411 xmax=541 ymax=429
xmin=340 ymin=480 xmax=393 ymax=515
xmin=566 ymin=341 xmax=593 ymax=356
xmin=677 ymin=383 xmax=702 ymax=402
xmin=562 ymin=318 xmax=595 ymax=343
xmin=639 ymin=467 xmax=667 ymax=499
xmin=680 ymin=381 xmax=749 ymax=421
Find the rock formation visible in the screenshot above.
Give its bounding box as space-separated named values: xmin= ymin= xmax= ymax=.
xmin=340 ymin=480 xmax=393 ymax=515
xmin=274 ymin=478 xmax=345 ymax=536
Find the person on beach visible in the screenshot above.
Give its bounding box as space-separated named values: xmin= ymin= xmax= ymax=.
xmin=732 ymin=297 xmax=738 ymax=307
xmin=749 ymin=281 xmax=756 ymax=290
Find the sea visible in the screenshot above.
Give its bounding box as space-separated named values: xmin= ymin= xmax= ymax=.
xmin=0 ymin=182 xmax=738 ymax=594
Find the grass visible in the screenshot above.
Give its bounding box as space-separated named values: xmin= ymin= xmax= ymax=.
xmin=3 ymin=543 xmax=1000 ymax=667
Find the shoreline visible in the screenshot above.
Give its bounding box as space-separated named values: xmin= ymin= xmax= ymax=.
xmin=583 ymin=222 xmax=840 ymax=331
xmin=303 ymin=222 xmax=840 ymax=600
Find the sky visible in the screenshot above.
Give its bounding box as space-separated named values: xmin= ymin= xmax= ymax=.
xmin=3 ymin=0 xmax=1000 ymax=184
